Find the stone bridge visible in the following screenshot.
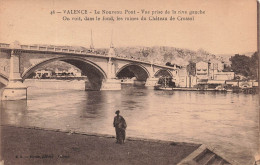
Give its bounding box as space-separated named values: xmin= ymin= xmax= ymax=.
xmin=0 ymin=41 xmax=179 ymax=100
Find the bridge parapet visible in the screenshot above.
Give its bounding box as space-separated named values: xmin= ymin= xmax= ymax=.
xmin=0 ymin=43 xmax=106 ymax=56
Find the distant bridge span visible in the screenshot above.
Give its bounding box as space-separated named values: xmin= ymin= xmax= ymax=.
xmin=0 ymin=42 xmax=179 ymax=100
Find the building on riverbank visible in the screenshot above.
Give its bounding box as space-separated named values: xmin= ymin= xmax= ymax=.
xmin=33 ymin=68 xmax=82 ymax=79
xmin=172 ymin=60 xmax=235 ymax=88
xmin=196 ymin=60 xmax=234 ymax=81
xmin=34 ymin=70 xmax=52 ymax=79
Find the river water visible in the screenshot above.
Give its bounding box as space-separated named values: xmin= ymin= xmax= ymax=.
xmin=0 ymin=79 xmax=259 ymax=165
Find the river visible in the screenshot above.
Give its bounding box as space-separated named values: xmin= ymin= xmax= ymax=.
xmin=0 ymin=79 xmax=259 ymax=165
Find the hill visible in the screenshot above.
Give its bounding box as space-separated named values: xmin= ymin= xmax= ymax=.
xmin=97 ymin=46 xmax=225 ymax=66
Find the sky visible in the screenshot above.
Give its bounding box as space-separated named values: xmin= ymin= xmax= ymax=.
xmin=0 ymin=0 xmax=257 ymax=55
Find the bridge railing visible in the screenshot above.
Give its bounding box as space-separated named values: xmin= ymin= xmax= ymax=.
xmin=0 ymin=43 xmax=117 ymax=58
xmin=20 ymin=44 xmax=93 ymax=55
xmin=0 ymin=43 xmax=102 ymax=55
xmin=0 ymin=43 xmax=150 ymax=61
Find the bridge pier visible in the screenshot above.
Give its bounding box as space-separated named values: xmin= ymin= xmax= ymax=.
xmin=145 ymin=77 xmax=159 ymax=88
xmin=145 ymin=64 xmax=159 ymax=88
xmin=2 ymin=49 xmax=27 ymax=100
xmin=133 ymin=80 xmax=146 ymax=86
xmin=100 ymin=78 xmax=121 ymax=90
xmin=2 ymin=81 xmax=27 ymax=100
xmin=85 ymin=79 xmax=121 ymax=91
xmin=100 ymin=45 xmax=121 ymax=90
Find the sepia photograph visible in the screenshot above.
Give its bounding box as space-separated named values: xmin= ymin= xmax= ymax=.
xmin=0 ymin=0 xmax=259 ymax=164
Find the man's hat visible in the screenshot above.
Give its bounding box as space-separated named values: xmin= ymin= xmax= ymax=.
xmin=115 ymin=110 xmax=120 ymax=114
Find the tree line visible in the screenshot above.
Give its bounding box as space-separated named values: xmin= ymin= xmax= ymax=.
xmin=229 ymin=52 xmax=258 ymax=80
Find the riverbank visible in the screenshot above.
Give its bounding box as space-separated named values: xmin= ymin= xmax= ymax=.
xmin=0 ymin=125 xmax=200 ymax=165
xmin=154 ymin=86 xmax=259 ymax=94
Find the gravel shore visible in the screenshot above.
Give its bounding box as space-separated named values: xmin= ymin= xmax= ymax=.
xmin=0 ymin=125 xmax=200 ymax=165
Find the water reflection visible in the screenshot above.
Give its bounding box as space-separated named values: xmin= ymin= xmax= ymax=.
xmin=0 ymin=80 xmax=259 ymax=165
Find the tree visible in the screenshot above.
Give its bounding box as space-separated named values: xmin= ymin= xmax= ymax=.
xmin=249 ymin=52 xmax=258 ymax=79
xmin=230 ymin=54 xmax=250 ymax=77
xmin=186 ymin=62 xmax=196 ymax=76
xmin=229 ymin=53 xmax=258 ymax=79
xmin=223 ymin=64 xmax=232 ymax=72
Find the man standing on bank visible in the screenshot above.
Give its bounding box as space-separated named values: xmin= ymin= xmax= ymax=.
xmin=113 ymin=110 xmax=127 ymax=144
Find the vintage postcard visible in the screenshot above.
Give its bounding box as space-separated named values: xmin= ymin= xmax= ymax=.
xmin=0 ymin=0 xmax=259 ymax=164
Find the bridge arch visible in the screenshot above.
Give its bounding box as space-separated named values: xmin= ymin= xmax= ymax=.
xmin=154 ymin=69 xmax=173 ymax=78
xmin=116 ymin=63 xmax=150 ymax=81
xmin=22 ymin=57 xmax=107 ymax=90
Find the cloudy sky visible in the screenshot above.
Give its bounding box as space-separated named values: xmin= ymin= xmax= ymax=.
xmin=0 ymin=0 xmax=257 ymax=55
